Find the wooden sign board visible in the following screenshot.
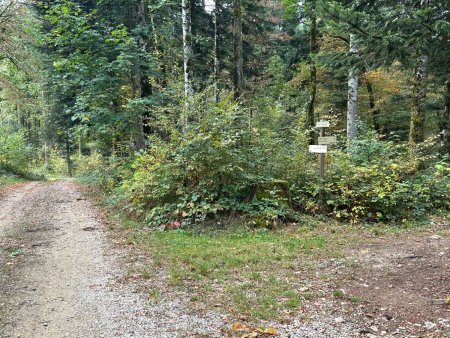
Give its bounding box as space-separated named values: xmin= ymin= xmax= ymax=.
xmin=309 ymin=145 xmax=328 ymax=154
xmin=316 ymin=121 xmax=330 ymax=128
xmin=318 ymin=136 xmax=337 ymax=145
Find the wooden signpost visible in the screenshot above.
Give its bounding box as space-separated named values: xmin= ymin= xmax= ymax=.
xmin=308 ymin=120 xmax=337 ymax=179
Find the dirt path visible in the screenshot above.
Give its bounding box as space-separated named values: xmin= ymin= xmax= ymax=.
xmin=0 ymin=181 xmax=223 ymax=338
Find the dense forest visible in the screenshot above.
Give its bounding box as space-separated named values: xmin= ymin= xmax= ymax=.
xmin=1 ymin=0 xmax=449 ymax=224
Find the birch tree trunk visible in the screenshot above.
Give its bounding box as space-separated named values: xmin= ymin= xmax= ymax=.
xmin=182 ymin=0 xmax=194 ymax=98
xmin=182 ymin=0 xmax=194 ymax=132
xmin=213 ymin=0 xmax=219 ymax=103
xmin=409 ymin=54 xmax=428 ymax=145
xmin=233 ymin=0 xmax=243 ymax=101
xmin=305 ymin=0 xmax=318 ymax=145
xmin=347 ymin=33 xmax=359 ymax=141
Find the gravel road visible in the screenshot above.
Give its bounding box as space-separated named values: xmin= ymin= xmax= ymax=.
xmin=0 ymin=181 xmax=224 ymax=338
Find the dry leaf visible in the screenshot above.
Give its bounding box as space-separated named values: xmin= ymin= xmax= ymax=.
xmin=264 ymin=327 xmax=278 ymax=335
xmin=232 ymin=322 xmax=249 ymax=332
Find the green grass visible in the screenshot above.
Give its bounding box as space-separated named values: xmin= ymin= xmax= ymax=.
xmin=127 ymin=227 xmax=329 ymax=320
xmin=110 ymin=208 xmax=444 ymax=322
xmin=0 ymin=174 xmax=24 ymax=187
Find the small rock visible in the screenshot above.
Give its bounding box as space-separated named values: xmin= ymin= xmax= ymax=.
xmin=370 ymin=325 xmax=379 ymax=332
xmin=429 ymin=235 xmax=443 ymax=240
xmin=424 ymin=321 xmax=436 ymax=330
xmin=299 ymin=287 xmax=309 ymax=292
xmin=335 ymin=317 xmax=345 ymax=324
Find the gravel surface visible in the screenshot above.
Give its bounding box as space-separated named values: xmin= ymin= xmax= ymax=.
xmin=0 ymin=181 xmax=225 ymax=338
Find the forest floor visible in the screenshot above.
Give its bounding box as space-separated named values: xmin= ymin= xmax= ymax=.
xmin=0 ymin=180 xmax=449 ymax=338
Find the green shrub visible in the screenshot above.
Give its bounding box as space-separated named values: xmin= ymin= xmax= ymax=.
xmin=76 ymin=151 xmax=124 ymax=190
xmin=0 ymin=126 xmax=32 ymax=175
xmin=110 ymin=95 xmax=299 ymax=226
xmin=294 ymin=132 xmax=450 ymax=222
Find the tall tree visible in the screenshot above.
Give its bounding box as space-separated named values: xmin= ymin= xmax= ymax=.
xmin=233 ymin=0 xmax=243 ymax=101
xmin=409 ymin=54 xmax=428 ymax=144
xmin=182 ymin=0 xmax=194 ymax=98
xmin=347 ymin=31 xmax=359 ymax=141
xmin=305 ymin=0 xmax=318 ymax=144
xmin=213 ymin=0 xmax=219 ymax=103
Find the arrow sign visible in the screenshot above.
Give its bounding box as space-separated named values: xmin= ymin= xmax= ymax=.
xmin=318 ymin=135 xmax=337 ymax=145
xmin=309 ymin=145 xmax=328 ymax=154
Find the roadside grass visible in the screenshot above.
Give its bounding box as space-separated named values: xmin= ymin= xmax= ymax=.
xmin=0 ymin=174 xmax=24 ymax=187
xmin=100 ymin=195 xmax=447 ymax=323
xmin=122 ymin=224 xmax=342 ymax=320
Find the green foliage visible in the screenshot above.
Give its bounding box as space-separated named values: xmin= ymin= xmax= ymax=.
xmin=106 ymin=94 xmax=302 ymax=226
xmin=0 ymin=124 xmax=32 ymax=175
xmin=295 ymin=132 xmax=450 ymax=222
xmin=75 ymin=152 xmax=122 ymax=190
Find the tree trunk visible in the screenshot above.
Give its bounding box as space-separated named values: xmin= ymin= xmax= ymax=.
xmin=233 ymin=0 xmax=243 ymax=101
xmin=182 ymin=0 xmax=194 ymax=132
xmin=78 ymin=135 xmax=82 ymax=158
xmin=347 ymin=33 xmax=359 ymax=141
xmin=409 ymin=54 xmax=428 ymax=145
xmin=182 ymin=0 xmax=194 ymax=98
xmin=65 ymin=131 xmax=72 ymax=177
xmin=439 ymin=80 xmax=450 ymax=156
xmin=366 ymin=80 xmax=380 ymax=133
xmin=213 ymin=0 xmax=219 ymax=103
xmin=305 ymin=0 xmax=318 ymax=145
xmin=129 ymin=0 xmax=149 ymax=150
xmin=44 ymin=141 xmax=49 ymax=167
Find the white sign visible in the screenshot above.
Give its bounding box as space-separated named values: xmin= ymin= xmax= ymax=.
xmin=316 ymin=121 xmax=330 ymax=128
xmin=318 ymin=136 xmax=337 ymax=145
xmin=309 ymin=145 xmax=328 ymax=154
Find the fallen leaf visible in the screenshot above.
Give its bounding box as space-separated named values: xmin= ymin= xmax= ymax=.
xmin=232 ymin=322 xmax=249 ymax=332
xmin=264 ymin=327 xmax=278 ymax=335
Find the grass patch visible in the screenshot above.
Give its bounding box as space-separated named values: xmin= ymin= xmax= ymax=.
xmin=127 ymin=226 xmax=328 ymax=320
xmin=0 ymin=174 xmax=24 ymax=187
xmin=8 ymin=247 xmax=23 ymax=258
xmin=99 ymin=192 xmax=443 ymax=323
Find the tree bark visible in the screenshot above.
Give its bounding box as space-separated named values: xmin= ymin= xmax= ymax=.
xmin=305 ymin=0 xmax=318 ymax=145
xmin=213 ymin=0 xmax=219 ymax=103
xmin=409 ymin=54 xmax=428 ymax=145
xmin=129 ymin=0 xmax=149 ymax=150
xmin=440 ymin=80 xmax=450 ymax=156
xmin=233 ymin=0 xmax=243 ymax=101
xmin=182 ymin=0 xmax=194 ymax=98
xmin=65 ymin=131 xmax=72 ymax=177
xmin=347 ymin=33 xmax=359 ymax=141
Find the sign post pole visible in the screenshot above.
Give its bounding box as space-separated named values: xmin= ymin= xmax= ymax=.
xmin=319 ymin=126 xmax=325 ymax=180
